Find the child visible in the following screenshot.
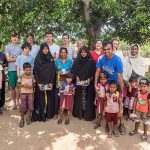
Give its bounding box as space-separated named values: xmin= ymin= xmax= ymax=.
xmin=124 ymin=77 xmax=138 ymax=120
xmin=129 ymin=78 xmax=150 ymax=141
xmin=104 ymin=80 xmax=122 ymax=138
xmin=57 ymin=73 xmax=75 ymax=125
xmin=93 ymin=72 xmax=109 ymax=129
xmin=0 ymin=63 xmax=3 ymax=114
xmin=18 ymin=62 xmax=35 ymax=128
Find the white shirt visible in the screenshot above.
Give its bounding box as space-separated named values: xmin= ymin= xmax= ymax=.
xmin=29 ymin=44 xmax=40 ymax=59
xmin=48 ymin=43 xmax=60 ymax=56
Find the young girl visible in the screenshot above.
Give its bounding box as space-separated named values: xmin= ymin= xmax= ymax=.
xmin=57 ymin=73 xmax=75 ymax=125
xmin=18 ymin=62 xmax=35 ymax=128
xmin=104 ymin=80 xmax=122 ymax=138
xmin=93 ymin=72 xmax=109 ymax=129
xmin=129 ymin=78 xmax=150 ymax=141
xmin=124 ymin=77 xmax=138 ymax=120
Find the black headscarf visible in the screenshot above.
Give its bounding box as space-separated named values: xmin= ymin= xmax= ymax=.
xmin=71 ymin=46 xmax=95 ymax=80
xmin=34 ymin=43 xmax=55 ymax=84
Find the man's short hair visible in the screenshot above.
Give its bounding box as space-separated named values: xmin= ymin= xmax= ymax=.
xmin=21 ymin=42 xmax=32 ymax=51
xmin=26 ymin=33 xmax=34 ymax=39
xmin=45 ymin=31 xmax=53 ymax=36
xmin=62 ymin=33 xmax=69 ymax=39
xmin=102 ymin=41 xmax=113 ymax=49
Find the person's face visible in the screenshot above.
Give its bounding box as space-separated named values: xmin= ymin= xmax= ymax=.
xmin=109 ymin=84 xmax=117 ymax=93
xmin=46 ymin=34 xmax=53 ymax=43
xmin=23 ymin=46 xmax=30 ymax=55
xmin=139 ymin=83 xmax=148 ymax=93
xmin=43 ymin=46 xmax=49 ymax=55
xmin=11 ymin=36 xmax=19 ymax=44
xmin=60 ymin=49 xmax=67 ymax=59
xmin=77 ymin=41 xmax=83 ymax=50
xmin=62 ymin=35 xmax=69 ymax=45
xmin=103 ymin=44 xmax=113 ymax=58
xmin=26 ymin=36 xmax=34 ymax=44
xmin=131 ymin=45 xmax=138 ymax=56
xmin=66 ymin=78 xmax=72 ymax=84
xmin=96 ymin=41 xmax=102 ymax=50
xmin=113 ymin=40 xmax=119 ymax=50
xmin=130 ymin=81 xmax=136 ymax=87
xmin=81 ymin=50 xmax=87 ymax=58
xmin=100 ymin=77 xmax=107 ymax=85
xmin=24 ymin=67 xmax=31 ymax=75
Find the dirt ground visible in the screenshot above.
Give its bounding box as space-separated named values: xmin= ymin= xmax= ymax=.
xmin=0 ymin=91 xmax=150 ymax=150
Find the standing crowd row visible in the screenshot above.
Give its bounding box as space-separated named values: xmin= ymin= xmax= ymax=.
xmin=0 ymin=31 xmax=149 ymax=141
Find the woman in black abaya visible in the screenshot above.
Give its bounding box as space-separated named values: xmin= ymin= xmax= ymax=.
xmin=32 ymin=43 xmax=55 ymax=122
xmin=71 ymin=46 xmax=96 ymax=121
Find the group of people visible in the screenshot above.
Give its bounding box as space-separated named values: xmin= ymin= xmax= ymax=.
xmin=0 ymin=31 xmax=149 ymax=142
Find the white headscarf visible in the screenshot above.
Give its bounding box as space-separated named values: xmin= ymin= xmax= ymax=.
xmin=123 ymin=44 xmax=145 ymax=81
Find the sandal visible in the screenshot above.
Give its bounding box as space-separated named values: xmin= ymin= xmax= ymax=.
xmin=93 ymin=124 xmax=100 ymax=129
xmin=119 ymin=123 xmax=126 ymax=135
xmin=26 ymin=116 xmax=32 ymax=125
xmin=57 ymin=118 xmax=63 ymax=125
xmin=105 ymin=125 xmax=109 ymax=133
xmin=65 ymin=119 xmax=70 ymax=125
xmin=19 ymin=119 xmax=25 ymax=128
xmin=129 ymin=130 xmax=138 ymax=136
xmin=114 ymin=129 xmax=119 ymax=137
xmin=141 ymin=135 xmax=148 ymax=142
xmin=107 ymin=132 xmax=113 ymax=138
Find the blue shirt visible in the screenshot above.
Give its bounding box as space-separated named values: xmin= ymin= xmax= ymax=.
xmin=55 ymin=58 xmax=72 ymax=72
xmin=96 ymin=54 xmax=123 ymax=82
xmin=16 ymin=55 xmax=34 ymax=75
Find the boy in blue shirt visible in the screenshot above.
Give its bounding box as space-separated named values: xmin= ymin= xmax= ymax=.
xmin=95 ymin=41 xmax=125 ymax=135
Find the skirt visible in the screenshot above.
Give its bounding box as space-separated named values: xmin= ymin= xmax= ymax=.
xmin=96 ymin=97 xmax=105 ymax=114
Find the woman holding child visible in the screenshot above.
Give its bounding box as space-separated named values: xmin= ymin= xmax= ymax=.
xmin=32 ymin=43 xmax=56 ymax=122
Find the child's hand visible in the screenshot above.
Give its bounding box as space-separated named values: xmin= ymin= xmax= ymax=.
xmin=147 ymin=113 xmax=150 ymax=118
xmin=94 ymin=100 xmax=97 ymax=106
xmin=38 ymin=84 xmax=43 ymax=91
xmin=103 ymin=110 xmax=105 ymax=116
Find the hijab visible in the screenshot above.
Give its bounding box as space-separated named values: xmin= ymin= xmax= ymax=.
xmin=71 ymin=46 xmax=95 ymax=80
xmin=123 ymin=44 xmax=145 ymax=81
xmin=34 ymin=43 xmax=55 ymax=84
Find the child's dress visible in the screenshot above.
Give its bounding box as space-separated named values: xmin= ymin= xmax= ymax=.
xmin=60 ymin=82 xmax=75 ymax=110
xmin=124 ymin=87 xmax=138 ymax=110
xmin=96 ymin=83 xmax=109 ymax=114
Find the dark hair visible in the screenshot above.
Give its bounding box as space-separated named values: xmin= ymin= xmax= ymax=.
xmin=62 ymin=33 xmax=69 ymax=39
xmin=21 ymin=42 xmax=32 ymax=51
xmin=129 ymin=77 xmax=137 ymax=82
xmin=102 ymin=41 xmax=113 ymax=49
xmin=45 ymin=31 xmax=53 ymax=36
xmin=59 ymin=47 xmax=68 ymax=55
xmin=65 ymin=73 xmax=73 ymax=79
xmin=139 ymin=78 xmax=149 ymax=86
xmin=26 ymin=33 xmax=34 ymax=39
xmin=23 ymin=62 xmax=31 ymax=70
xmin=100 ymin=72 xmax=109 ymax=79
xmin=11 ymin=32 xmax=19 ymax=37
xmin=109 ymin=80 xmax=117 ymax=85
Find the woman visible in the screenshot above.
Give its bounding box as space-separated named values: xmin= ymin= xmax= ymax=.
xmin=0 ymin=42 xmax=7 ymax=114
xmin=32 ymin=43 xmax=55 ymax=122
xmin=123 ymin=44 xmax=145 ymax=82
xmin=71 ymin=46 xmax=96 ymax=121
xmin=90 ymin=40 xmax=104 ymax=63
xmin=54 ymin=47 xmax=72 ymax=119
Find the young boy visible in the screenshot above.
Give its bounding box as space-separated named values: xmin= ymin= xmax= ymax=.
xmin=4 ymin=33 xmax=22 ymax=109
xmin=104 ymin=80 xmax=122 ymax=138
xmin=18 ymin=62 xmax=35 ymax=128
xmin=16 ymin=42 xmax=34 ymax=77
xmin=129 ymin=78 xmax=150 ymax=141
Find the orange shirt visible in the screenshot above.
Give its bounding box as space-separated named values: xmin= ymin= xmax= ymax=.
xmin=136 ymin=92 xmax=150 ymax=113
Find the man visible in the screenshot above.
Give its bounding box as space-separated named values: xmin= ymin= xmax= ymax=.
xmin=112 ymin=39 xmax=124 ymax=62
xmin=26 ymin=33 xmax=40 ymax=59
xmin=95 ymin=41 xmax=125 ymax=135
xmin=62 ymin=33 xmax=77 ymax=60
xmin=45 ymin=31 xmax=60 ymax=59
xmin=5 ymin=33 xmax=22 ymax=109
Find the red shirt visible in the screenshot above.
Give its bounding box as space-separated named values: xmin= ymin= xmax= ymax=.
xmin=90 ymin=50 xmax=104 ymax=63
